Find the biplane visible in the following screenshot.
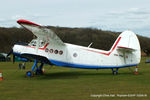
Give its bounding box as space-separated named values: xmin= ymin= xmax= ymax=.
xmin=8 ymin=19 xmax=141 ymax=76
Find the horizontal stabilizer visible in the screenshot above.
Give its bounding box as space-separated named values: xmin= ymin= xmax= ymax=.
xmin=117 ymin=46 xmax=136 ymax=52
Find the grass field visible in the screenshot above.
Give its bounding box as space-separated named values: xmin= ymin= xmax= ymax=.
xmin=0 ymin=57 xmax=150 ymax=100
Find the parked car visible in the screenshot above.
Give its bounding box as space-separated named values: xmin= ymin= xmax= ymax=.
xmin=0 ymin=53 xmax=11 ymax=62
xmin=145 ymin=59 xmax=150 ymax=63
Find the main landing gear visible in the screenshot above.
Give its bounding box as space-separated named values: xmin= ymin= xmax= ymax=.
xmin=26 ymin=59 xmax=44 ymax=77
xmin=112 ymin=68 xmax=119 ymax=75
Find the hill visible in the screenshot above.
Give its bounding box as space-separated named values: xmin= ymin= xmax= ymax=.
xmin=0 ymin=26 xmax=150 ymax=56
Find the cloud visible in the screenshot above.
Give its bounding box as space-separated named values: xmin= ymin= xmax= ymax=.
xmin=127 ymin=8 xmax=150 ymax=15
xmin=108 ymin=8 xmax=150 ymax=16
xmin=0 ymin=5 xmax=150 ymax=37
xmin=88 ymin=8 xmax=150 ymax=37
xmin=0 ymin=13 xmax=52 ymax=27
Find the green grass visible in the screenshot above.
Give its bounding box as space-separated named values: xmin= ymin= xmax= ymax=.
xmin=0 ymin=57 xmax=150 ymax=100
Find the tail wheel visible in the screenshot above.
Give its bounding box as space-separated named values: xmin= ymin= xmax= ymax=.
xmin=113 ymin=71 xmax=118 ymax=75
xmin=112 ymin=68 xmax=119 ymax=75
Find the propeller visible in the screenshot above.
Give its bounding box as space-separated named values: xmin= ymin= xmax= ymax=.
xmin=7 ymin=49 xmax=13 ymax=57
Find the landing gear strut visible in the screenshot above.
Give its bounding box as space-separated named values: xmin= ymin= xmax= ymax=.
xmin=112 ymin=68 xmax=119 ymax=75
xmin=26 ymin=59 xmax=44 ymax=77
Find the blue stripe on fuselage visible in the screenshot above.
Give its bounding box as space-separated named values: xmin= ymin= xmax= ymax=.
xmin=49 ymin=59 xmax=138 ymax=69
xmin=13 ymin=52 xmax=138 ymax=69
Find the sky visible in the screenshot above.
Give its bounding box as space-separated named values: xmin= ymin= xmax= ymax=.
xmin=0 ymin=0 xmax=150 ymax=37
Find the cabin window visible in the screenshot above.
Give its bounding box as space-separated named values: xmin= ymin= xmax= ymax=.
xmin=50 ymin=49 xmax=53 ymax=53
xmin=45 ymin=48 xmax=49 ymax=52
xmin=59 ymin=50 xmax=63 ymax=55
xmin=73 ymin=53 xmax=77 ymax=57
xmin=54 ymin=50 xmax=58 ymax=54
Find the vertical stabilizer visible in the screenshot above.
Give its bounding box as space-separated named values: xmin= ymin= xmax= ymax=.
xmin=110 ymin=30 xmax=141 ymax=64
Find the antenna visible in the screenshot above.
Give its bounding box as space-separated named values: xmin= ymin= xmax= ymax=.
xmin=88 ymin=42 xmax=93 ymax=48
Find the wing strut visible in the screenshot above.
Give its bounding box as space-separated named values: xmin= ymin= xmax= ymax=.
xmin=36 ymin=38 xmax=40 ymax=53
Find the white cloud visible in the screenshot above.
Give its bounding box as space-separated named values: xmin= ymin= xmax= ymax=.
xmin=87 ymin=7 xmax=150 ymax=37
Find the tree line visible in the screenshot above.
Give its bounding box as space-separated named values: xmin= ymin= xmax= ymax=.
xmin=0 ymin=26 xmax=150 ymax=56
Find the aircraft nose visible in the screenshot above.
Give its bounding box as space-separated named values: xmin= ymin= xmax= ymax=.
xmin=12 ymin=44 xmax=20 ymax=54
xmin=12 ymin=45 xmax=17 ymax=53
xmin=7 ymin=44 xmax=17 ymax=57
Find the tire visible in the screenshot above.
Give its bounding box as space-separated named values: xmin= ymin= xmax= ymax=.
xmin=113 ymin=71 xmax=118 ymax=75
xmin=26 ymin=71 xmax=34 ymax=77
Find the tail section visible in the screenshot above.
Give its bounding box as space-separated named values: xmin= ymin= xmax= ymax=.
xmin=110 ymin=30 xmax=141 ymax=64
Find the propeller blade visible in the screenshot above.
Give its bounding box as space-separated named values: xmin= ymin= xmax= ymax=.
xmin=7 ymin=50 xmax=13 ymax=57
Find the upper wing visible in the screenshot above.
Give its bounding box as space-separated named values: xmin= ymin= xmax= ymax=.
xmin=17 ymin=19 xmax=64 ymax=45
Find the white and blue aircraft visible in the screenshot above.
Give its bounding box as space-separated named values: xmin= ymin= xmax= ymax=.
xmin=9 ymin=19 xmax=141 ymax=76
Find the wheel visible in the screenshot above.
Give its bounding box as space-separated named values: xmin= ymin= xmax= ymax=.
xmin=26 ymin=71 xmax=34 ymax=77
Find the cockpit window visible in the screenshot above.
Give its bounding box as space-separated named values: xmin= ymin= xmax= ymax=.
xmin=30 ymin=40 xmax=37 ymax=46
xmin=29 ymin=39 xmax=46 ymax=47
